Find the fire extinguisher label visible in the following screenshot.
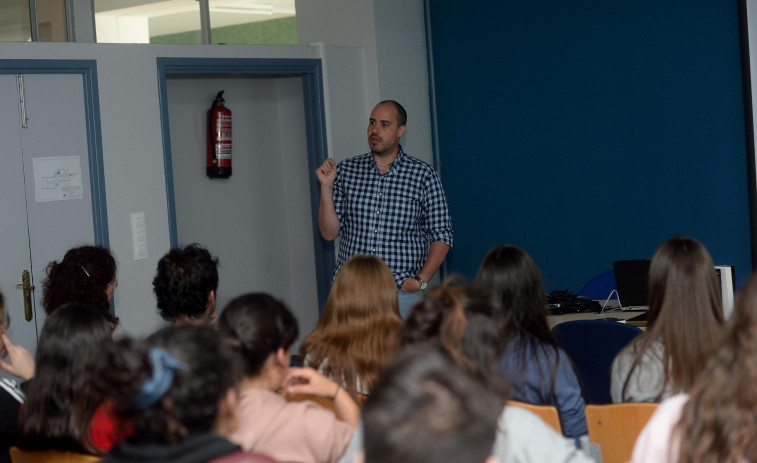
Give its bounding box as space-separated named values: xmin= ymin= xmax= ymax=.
xmin=214 ymin=115 xmax=232 ymax=161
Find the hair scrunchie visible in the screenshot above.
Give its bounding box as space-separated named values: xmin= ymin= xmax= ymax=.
xmin=132 ymin=347 xmax=188 ymax=410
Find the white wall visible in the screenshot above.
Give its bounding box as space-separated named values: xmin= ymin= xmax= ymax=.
xmin=316 ymin=45 xmax=373 ymax=160
xmin=167 ymin=75 xmax=319 ymax=339
xmin=296 ymin=0 xmax=433 ymax=165
xmin=372 ymin=0 xmax=433 ymax=164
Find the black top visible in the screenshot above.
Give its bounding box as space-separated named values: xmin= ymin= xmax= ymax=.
xmin=0 ymin=379 xmax=24 ymax=463
xmin=105 ymin=434 xmax=242 ymax=463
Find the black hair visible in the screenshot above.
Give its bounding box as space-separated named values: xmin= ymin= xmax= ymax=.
xmin=217 ymin=293 xmax=299 ymax=377
xmin=42 ymin=245 xmax=118 ymax=328
xmin=363 ymin=347 xmax=501 ymax=463
xmin=16 ymin=303 xmax=113 ymax=454
xmin=153 ymin=243 xmax=219 ymax=322
xmin=377 ymin=100 xmax=407 ymax=127
xmin=94 ymin=325 xmax=238 ymax=445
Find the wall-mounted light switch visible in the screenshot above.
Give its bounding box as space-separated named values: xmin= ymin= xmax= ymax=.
xmin=131 ymin=212 xmax=148 ymax=261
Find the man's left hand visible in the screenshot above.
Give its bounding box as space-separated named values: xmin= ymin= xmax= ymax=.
xmin=401 ymin=277 xmax=422 ymax=293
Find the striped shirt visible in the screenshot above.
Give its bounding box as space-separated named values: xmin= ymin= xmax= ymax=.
xmin=332 ymin=148 xmax=453 ymax=288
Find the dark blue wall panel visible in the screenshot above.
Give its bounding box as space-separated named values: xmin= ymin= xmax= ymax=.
xmin=428 ymin=0 xmax=751 ymax=292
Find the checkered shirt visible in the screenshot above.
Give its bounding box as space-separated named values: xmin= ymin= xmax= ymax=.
xmin=332 ymin=148 xmax=454 ymax=288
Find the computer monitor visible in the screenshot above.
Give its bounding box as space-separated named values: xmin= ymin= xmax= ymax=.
xmin=612 ymin=259 xmax=651 ymax=310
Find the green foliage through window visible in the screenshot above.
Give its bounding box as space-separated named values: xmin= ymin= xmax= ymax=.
xmin=151 ymin=16 xmax=296 ymax=45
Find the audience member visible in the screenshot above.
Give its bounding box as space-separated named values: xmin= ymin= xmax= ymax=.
xmin=94 ymin=325 xmax=275 ymax=463
xmin=340 ymin=281 xmax=592 ymax=463
xmin=42 ymin=245 xmax=119 ymax=328
xmin=0 ymin=290 xmax=32 ymax=463
xmin=152 ymin=244 xmax=219 ymax=325
xmin=218 ymin=293 xmax=358 ymax=463
xmin=611 ymin=236 xmax=724 ymax=403
xmin=476 ymin=244 xmax=587 ymax=438
xmin=15 ymin=304 xmax=114 ymax=456
xmin=300 ymin=255 xmax=404 ymax=399
xmin=631 ymin=272 xmax=757 ymax=462
xmin=0 ymin=288 xmax=35 ymax=381
xmin=363 ymin=347 xmax=500 ymax=463
xmin=401 ymin=281 xmax=506 ymax=388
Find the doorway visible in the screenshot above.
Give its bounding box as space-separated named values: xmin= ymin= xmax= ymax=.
xmin=157 ymin=58 xmax=331 ymax=339
xmin=0 ymin=61 xmax=108 ymax=356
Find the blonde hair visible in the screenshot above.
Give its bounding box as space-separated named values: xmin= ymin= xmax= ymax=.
xmin=300 ymin=255 xmax=404 ymax=397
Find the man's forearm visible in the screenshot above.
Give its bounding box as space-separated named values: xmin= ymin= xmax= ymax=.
xmin=418 ymin=241 xmax=451 ymax=282
xmin=318 ymin=185 xmax=340 ymax=240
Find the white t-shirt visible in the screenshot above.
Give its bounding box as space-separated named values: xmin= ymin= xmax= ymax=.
xmin=631 ymin=393 xmax=688 ymax=463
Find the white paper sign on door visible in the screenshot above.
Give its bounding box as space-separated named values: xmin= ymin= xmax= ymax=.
xmin=33 ymin=156 xmax=83 ymax=202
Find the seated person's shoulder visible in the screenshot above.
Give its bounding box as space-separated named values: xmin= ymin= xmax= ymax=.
xmin=0 ymin=379 xmax=24 ymax=404
xmin=210 ymin=451 xmax=279 ymax=463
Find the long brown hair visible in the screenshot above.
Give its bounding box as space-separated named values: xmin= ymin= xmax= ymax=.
xmin=476 ymin=244 xmax=561 ymax=398
xmin=674 ymin=272 xmax=757 ymax=462
xmin=401 ymin=279 xmax=509 ymax=399
xmin=621 ymin=236 xmax=723 ymax=401
xmin=300 ymin=255 xmax=404 ymax=397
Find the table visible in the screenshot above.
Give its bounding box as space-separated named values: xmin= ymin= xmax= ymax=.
xmin=547 ymin=308 xmax=647 ymax=329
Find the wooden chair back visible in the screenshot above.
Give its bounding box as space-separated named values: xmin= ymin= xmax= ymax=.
xmin=585 ymin=402 xmax=659 ymax=463
xmin=507 ymin=400 xmax=562 ymax=434
xmin=10 ymin=447 xmax=101 ymax=463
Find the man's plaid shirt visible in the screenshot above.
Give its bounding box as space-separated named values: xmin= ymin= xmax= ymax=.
xmin=332 ymin=148 xmax=453 ymax=288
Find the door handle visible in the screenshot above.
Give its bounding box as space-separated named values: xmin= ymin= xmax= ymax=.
xmin=15 ymin=270 xmax=35 ymax=322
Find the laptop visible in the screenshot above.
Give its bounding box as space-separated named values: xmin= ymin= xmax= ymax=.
xmin=612 ymin=259 xmax=651 ymax=311
xmin=626 ymin=311 xmax=648 ymax=326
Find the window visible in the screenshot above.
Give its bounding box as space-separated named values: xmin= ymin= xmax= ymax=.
xmin=94 ymin=0 xmax=296 ymax=45
xmin=0 ymin=0 xmax=68 ymax=42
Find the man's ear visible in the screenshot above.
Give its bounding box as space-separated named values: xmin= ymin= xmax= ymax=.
xmin=398 ymin=124 xmax=406 ymax=138
xmin=207 ymin=290 xmax=216 ymax=308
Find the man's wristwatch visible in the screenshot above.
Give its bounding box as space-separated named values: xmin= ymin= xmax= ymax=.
xmin=415 ymin=277 xmax=428 ymax=291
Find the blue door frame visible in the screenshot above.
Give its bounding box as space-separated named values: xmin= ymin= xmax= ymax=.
xmin=156 ymin=57 xmax=333 ymax=314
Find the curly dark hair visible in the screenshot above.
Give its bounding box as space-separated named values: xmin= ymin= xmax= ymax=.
xmin=153 ymin=244 xmax=219 ymax=322
xmin=42 ymin=245 xmax=118 ymax=328
xmin=93 ymin=325 xmax=239 ymax=444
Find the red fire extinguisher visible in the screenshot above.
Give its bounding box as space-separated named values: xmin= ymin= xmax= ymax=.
xmin=207 ymin=90 xmax=232 ymax=178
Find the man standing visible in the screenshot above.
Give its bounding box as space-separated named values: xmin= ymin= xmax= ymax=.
xmin=316 ymin=100 xmax=453 ymax=317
